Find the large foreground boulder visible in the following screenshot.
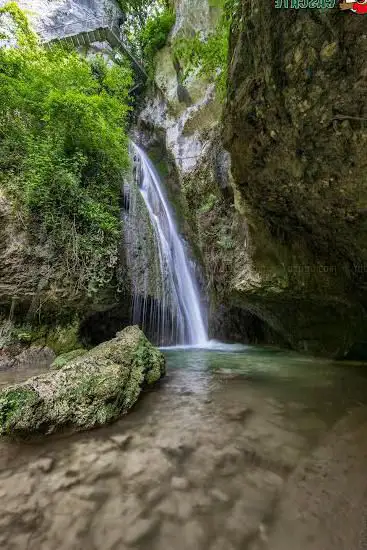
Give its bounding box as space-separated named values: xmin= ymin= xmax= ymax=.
xmin=0 ymin=326 xmax=165 ymax=436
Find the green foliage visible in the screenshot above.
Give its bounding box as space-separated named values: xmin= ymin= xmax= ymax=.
xmin=172 ymin=0 xmax=239 ymax=98
xmin=0 ymin=2 xmax=37 ymax=47
xmin=139 ymin=8 xmax=175 ymax=76
xmin=116 ymin=0 xmax=171 ymax=25
xmin=199 ymin=193 xmax=218 ymax=214
xmin=44 ymin=322 xmax=82 ymax=354
xmin=0 ymin=388 xmax=37 ymax=432
xmin=51 ymin=349 xmax=87 ymax=370
xmin=0 ymin=5 xmax=133 ymax=299
xmin=8 ymin=320 xmax=81 ymax=353
xmin=115 ymin=0 xmax=174 ymax=76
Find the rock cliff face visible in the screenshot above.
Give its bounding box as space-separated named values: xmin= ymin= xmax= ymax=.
xmin=136 ymin=0 xmax=259 ymax=343
xmin=139 ymin=0 xmax=367 ymax=356
xmin=135 ymin=0 xmax=283 ymax=346
xmin=0 ymin=0 xmax=127 ymax=333
xmin=223 ymin=1 xmax=367 ymax=356
xmin=0 ymin=192 xmax=108 ymax=322
xmin=1 ymin=0 xmax=121 ymax=40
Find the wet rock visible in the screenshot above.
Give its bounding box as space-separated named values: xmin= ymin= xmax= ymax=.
xmin=156 ymin=497 xmax=179 ymax=518
xmin=215 ymin=447 xmax=243 ymax=477
xmin=159 ymin=440 xmax=195 ymax=461
xmin=171 ymin=476 xmax=190 ymax=490
xmin=223 ymin=0 xmax=367 ymax=357
xmin=210 ymin=538 xmax=236 ymax=550
xmin=0 ymin=472 xmax=35 ymax=500
xmin=176 ymin=492 xmax=195 ymax=520
xmin=186 ymin=445 xmax=218 ymax=485
xmin=48 ymin=472 xmax=82 ymax=492
xmin=146 ymin=486 xmax=166 ymax=505
xmin=0 ymin=352 xmax=16 ymax=371
xmin=209 ymin=488 xmax=230 ymax=503
xmin=124 ymin=447 xmax=172 ymax=483
xmin=0 ymin=346 xmax=56 ymax=372
xmin=41 ymin=492 xmax=96 ymax=550
xmin=122 ymin=452 xmax=145 ymax=478
xmin=181 ymin=520 xmax=207 ymax=549
xmin=88 ymin=452 xmax=120 ymax=482
xmin=50 ymin=349 xmax=87 ymax=370
xmin=16 ymin=346 xmax=56 ymax=369
xmin=124 ymin=517 xmax=160 ymax=545
xmin=110 ymin=433 xmax=133 ymax=449
xmin=30 ymin=457 xmax=54 ymax=473
xmin=191 ymin=489 xmax=212 ymax=513
xmin=0 ymin=326 xmax=165 ymax=436
xmin=224 ymin=406 xmax=252 ymax=422
xmin=92 ymin=494 xmax=148 ymax=549
xmin=72 ymin=485 xmax=109 ymax=502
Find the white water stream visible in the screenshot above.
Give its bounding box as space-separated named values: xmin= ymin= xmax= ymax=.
xmin=125 ymin=142 xmax=208 ymax=346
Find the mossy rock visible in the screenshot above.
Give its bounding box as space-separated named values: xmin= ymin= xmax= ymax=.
xmin=44 ymin=323 xmax=81 ymax=355
xmin=10 ymin=323 xmax=81 ymax=355
xmin=0 ymin=326 xmax=165 ymax=437
xmin=51 ymin=349 xmax=88 ymax=370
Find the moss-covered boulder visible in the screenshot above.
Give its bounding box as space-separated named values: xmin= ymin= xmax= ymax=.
xmin=0 ymin=326 xmax=165 ymax=437
xmin=50 ymin=348 xmax=88 ymax=370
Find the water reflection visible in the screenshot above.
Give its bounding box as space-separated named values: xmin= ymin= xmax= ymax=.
xmin=0 ymin=346 xmax=367 ymax=550
xmin=164 ymin=346 xmax=367 ymax=429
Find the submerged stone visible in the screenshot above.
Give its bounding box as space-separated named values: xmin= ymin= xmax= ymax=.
xmin=0 ymin=326 xmax=165 ymax=437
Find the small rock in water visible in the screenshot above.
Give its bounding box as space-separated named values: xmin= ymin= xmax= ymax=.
xmin=110 ymin=433 xmax=133 ymax=449
xmin=225 ymin=406 xmax=252 ymax=422
xmin=30 ymin=457 xmax=54 ymax=473
xmin=210 ymin=488 xmax=230 ymax=503
xmin=160 ymin=442 xmax=195 ymax=460
xmin=210 ymin=537 xmax=236 ymax=550
xmin=259 ymin=522 xmax=268 ymax=542
xmin=171 ymin=476 xmax=190 ymax=490
xmin=124 ymin=517 xmax=159 ymax=545
xmin=146 ymin=486 xmax=166 ymax=505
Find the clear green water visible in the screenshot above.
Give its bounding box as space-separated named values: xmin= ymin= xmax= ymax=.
xmin=162 ymin=346 xmax=367 ymax=433
xmin=1 ymin=345 xmax=367 ymax=550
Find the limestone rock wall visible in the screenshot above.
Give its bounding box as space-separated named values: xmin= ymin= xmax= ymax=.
xmin=138 ymin=0 xmax=367 ymax=356
xmin=223 ymin=0 xmax=367 ymax=356
xmin=135 ymin=0 xmax=242 ymax=339
xmin=0 ymin=0 xmax=121 ymax=40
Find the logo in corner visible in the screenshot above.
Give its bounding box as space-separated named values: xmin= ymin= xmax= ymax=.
xmin=340 ymin=0 xmax=367 ymax=13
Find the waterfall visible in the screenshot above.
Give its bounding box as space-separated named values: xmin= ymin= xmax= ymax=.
xmin=123 ymin=141 xmax=208 ymax=347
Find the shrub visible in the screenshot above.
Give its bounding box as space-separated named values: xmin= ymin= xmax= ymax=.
xmin=139 ymin=7 xmax=175 ymax=75
xmin=0 ymin=4 xmax=133 ymax=298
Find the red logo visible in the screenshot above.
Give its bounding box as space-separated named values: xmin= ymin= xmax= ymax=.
xmin=340 ymin=0 xmax=367 ymax=13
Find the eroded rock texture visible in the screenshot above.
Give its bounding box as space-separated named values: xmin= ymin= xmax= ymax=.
xmin=222 ymin=2 xmax=367 ymax=356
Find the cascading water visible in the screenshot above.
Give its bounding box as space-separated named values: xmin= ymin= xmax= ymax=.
xmin=123 ymin=141 xmax=208 ymax=347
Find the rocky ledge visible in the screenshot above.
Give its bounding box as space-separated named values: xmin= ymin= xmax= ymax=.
xmin=0 ymin=326 xmax=165 ymax=437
